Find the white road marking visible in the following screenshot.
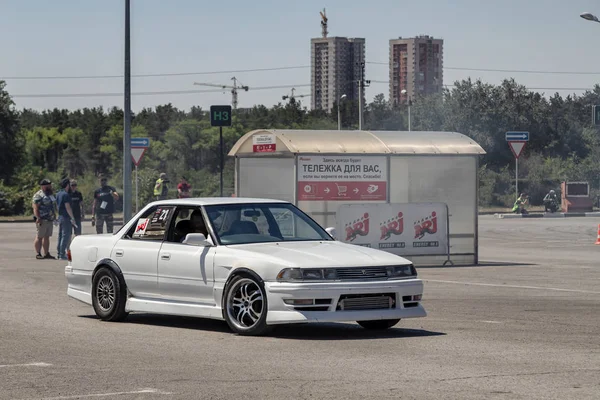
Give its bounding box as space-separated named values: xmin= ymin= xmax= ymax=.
xmin=426 ymin=279 xmax=600 ymax=294
xmin=0 ymin=362 xmax=52 ymax=368
xmin=480 ymin=320 xmax=502 ymax=324
xmin=33 ymin=388 xmax=171 ymax=400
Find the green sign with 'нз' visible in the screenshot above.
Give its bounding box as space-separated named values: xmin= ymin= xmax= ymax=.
xmin=210 ymin=105 xmax=232 ymax=127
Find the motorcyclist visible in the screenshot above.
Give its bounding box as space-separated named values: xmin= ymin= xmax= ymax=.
xmin=543 ymin=189 xmax=559 ymax=213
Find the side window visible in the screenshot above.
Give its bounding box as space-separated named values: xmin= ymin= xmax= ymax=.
xmin=167 ymin=207 xmax=196 ymax=243
xmin=131 ymin=206 xmax=175 ymax=241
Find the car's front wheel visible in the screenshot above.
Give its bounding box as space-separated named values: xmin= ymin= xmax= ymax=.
xmin=357 ymin=319 xmax=400 ymax=330
xmin=224 ymin=275 xmax=270 ymax=336
xmin=92 ymin=267 xmax=128 ymax=322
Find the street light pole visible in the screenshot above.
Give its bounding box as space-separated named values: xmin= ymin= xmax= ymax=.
xmin=580 ymin=11 xmax=600 ymax=207
xmin=337 ymin=94 xmax=346 ymax=130
xmin=123 ymin=0 xmax=132 ymax=222
xmin=356 ymin=61 xmax=369 ymax=130
xmin=408 ymin=98 xmax=412 ymax=131
xmin=401 ymin=89 xmax=411 ymax=131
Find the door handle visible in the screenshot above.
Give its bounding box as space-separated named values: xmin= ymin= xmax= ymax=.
xmin=115 ymin=250 xmax=124 ymax=257
xmin=160 ymin=253 xmax=171 ymax=261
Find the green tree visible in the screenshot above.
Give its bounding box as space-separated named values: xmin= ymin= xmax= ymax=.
xmin=24 ymin=127 xmax=65 ymax=172
xmin=0 ymin=81 xmax=23 ymax=184
xmin=61 ymin=128 xmax=88 ymax=177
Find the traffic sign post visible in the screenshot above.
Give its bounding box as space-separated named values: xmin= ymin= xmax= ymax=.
xmin=130 ymin=137 xmax=150 ymax=147
xmin=131 ymin=137 xmax=150 ymax=212
xmin=506 ymin=132 xmax=529 ymax=200
xmin=210 ymin=105 xmax=232 ymax=197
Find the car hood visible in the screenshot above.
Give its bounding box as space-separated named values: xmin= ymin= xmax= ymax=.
xmin=223 ymin=240 xmax=412 ymax=268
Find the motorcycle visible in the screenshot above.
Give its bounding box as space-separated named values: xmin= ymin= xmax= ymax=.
xmin=543 ymin=198 xmax=559 ymax=213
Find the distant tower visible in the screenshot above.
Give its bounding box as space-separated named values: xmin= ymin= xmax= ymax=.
xmin=389 ymin=35 xmax=444 ymax=107
xmin=320 ymin=8 xmax=328 ymax=38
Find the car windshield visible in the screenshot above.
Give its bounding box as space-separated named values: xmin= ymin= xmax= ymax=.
xmin=204 ymin=203 xmax=333 ymax=245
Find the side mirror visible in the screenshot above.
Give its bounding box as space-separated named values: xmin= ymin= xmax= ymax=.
xmin=182 ymin=233 xmax=213 ymax=247
xmin=325 ymin=227 xmax=337 ymax=240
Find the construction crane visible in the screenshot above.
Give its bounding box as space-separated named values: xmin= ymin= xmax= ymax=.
xmin=282 ymin=87 xmax=311 ymax=102
xmin=320 ymin=8 xmax=328 ymax=38
xmin=193 ymin=77 xmax=249 ymax=109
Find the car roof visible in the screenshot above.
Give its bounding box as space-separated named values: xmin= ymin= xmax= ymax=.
xmin=149 ymin=197 xmax=290 ymax=207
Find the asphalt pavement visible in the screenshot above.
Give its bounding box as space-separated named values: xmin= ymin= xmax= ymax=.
xmin=0 ymin=217 xmax=599 ymax=399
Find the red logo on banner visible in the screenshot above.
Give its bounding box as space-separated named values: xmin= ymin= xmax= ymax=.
xmin=380 ymin=212 xmax=404 ymax=240
xmin=414 ymin=212 xmax=438 ymax=239
xmin=345 ymin=213 xmax=370 ymax=242
xmin=253 ymin=144 xmax=276 ymax=153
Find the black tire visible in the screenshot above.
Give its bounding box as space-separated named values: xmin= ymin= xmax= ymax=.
xmin=92 ymin=267 xmax=129 ymax=322
xmin=223 ymin=274 xmax=271 ymax=336
xmin=357 ymin=319 xmax=400 ymax=330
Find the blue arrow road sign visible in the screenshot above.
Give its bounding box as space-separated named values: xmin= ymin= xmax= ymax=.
xmin=131 ymin=137 xmax=150 ymax=148
xmin=505 ymin=131 xmax=529 ymax=142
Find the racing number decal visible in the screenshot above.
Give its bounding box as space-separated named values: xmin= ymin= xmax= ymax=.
xmin=151 ymin=208 xmax=171 ymax=225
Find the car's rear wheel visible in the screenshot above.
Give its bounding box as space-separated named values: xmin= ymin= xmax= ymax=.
xmin=92 ymin=267 xmax=128 ymax=322
xmin=357 ymin=319 xmax=400 ymax=330
xmin=224 ymin=275 xmax=270 ymax=336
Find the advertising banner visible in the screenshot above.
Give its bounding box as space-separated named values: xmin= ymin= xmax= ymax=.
xmin=336 ymin=203 xmax=449 ymax=256
xmin=252 ymin=134 xmax=276 ymax=153
xmin=297 ymin=155 xmax=387 ymax=201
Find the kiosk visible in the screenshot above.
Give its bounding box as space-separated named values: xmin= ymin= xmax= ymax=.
xmin=229 ymin=130 xmax=486 ymax=265
xmin=561 ymin=181 xmax=593 ymax=212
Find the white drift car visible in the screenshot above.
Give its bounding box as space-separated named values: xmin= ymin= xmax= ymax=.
xmin=65 ymin=198 xmax=426 ymax=335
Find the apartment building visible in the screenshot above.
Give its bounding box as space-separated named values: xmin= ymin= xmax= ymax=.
xmin=389 ymin=35 xmax=443 ymax=106
xmin=311 ymin=37 xmax=366 ymax=111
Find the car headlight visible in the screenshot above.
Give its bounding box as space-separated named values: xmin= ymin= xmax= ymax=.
xmin=386 ymin=264 xmax=417 ymax=279
xmin=276 ymin=268 xmax=303 ymax=281
xmin=277 ymin=268 xmax=328 ymax=281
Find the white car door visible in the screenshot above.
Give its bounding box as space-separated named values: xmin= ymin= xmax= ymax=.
xmin=157 ymin=207 xmax=216 ymax=305
xmin=113 ymin=205 xmax=175 ymax=299
xmin=112 ymin=239 xmax=161 ymax=298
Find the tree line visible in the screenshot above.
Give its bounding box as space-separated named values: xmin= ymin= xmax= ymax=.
xmin=1 ymin=78 xmax=599 ymax=216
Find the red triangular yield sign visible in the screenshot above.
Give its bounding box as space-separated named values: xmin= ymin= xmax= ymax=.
xmin=509 ymin=141 xmax=526 ymax=159
xmin=131 ymin=147 xmax=147 ymax=166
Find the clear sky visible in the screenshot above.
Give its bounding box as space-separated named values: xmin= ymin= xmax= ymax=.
xmin=2 ymin=0 xmax=600 ymax=112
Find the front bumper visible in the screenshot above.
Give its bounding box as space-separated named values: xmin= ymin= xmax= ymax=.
xmin=264 ymin=278 xmax=426 ymax=325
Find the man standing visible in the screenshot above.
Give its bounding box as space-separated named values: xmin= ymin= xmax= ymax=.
xmin=56 ymin=178 xmax=78 ymax=260
xmin=154 ymin=173 xmax=169 ymax=200
xmin=92 ymin=176 xmax=119 ymax=234
xmin=69 ymin=180 xmax=84 ymax=235
xmin=32 ymin=179 xmax=57 ymax=260
xmin=177 ymin=176 xmax=191 ymax=199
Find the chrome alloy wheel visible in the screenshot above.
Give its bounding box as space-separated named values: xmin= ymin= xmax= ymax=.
xmin=96 ymin=276 xmax=116 ymax=311
xmin=226 ymin=278 xmax=265 ymax=331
